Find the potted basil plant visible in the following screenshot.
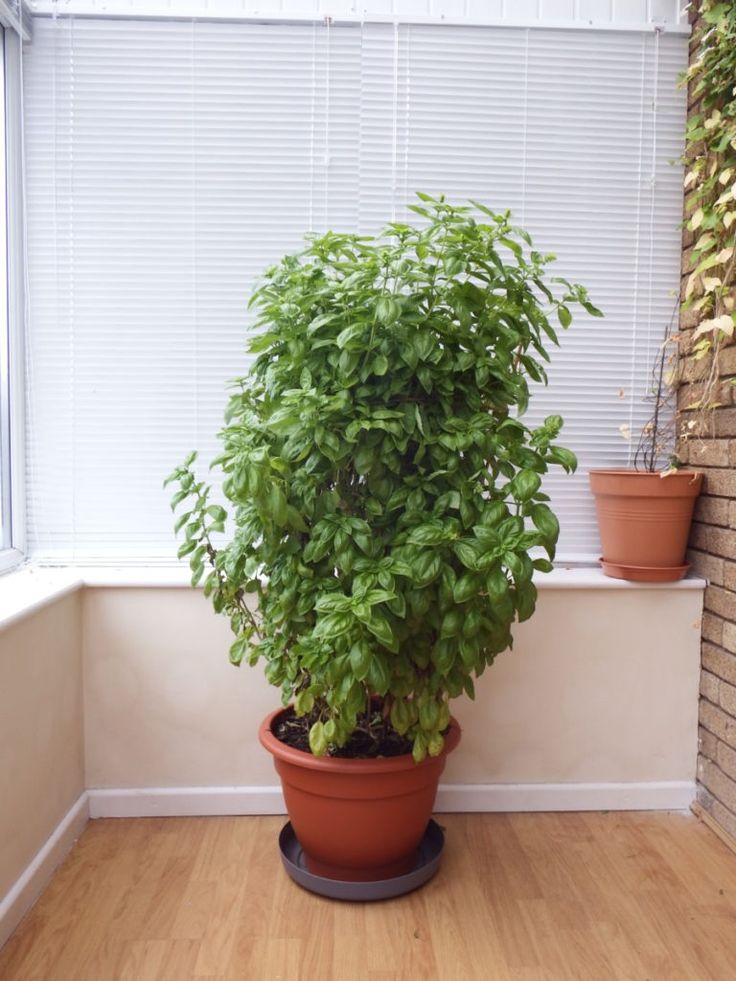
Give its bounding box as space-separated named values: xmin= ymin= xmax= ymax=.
xmin=166 ymin=195 xmax=599 ymax=890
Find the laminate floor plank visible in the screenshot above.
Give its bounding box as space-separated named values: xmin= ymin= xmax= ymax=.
xmin=2 ymin=812 xmax=736 ymax=980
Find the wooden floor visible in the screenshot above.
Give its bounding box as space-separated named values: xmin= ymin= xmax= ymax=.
xmin=1 ymin=812 xmax=736 ymax=980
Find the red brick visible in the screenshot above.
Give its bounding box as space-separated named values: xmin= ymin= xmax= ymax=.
xmin=704 ymin=584 xmax=736 ymax=619
xmin=688 ymin=439 xmax=731 ymax=468
xmin=698 ymin=756 xmax=736 ymax=812
xmin=701 ymin=469 xmax=736 ymax=497
xmin=679 ymin=307 xmax=699 ymax=330
xmin=724 ymin=622 xmax=736 ymax=656
xmin=703 ymin=611 xmax=724 ymax=645
xmin=724 ymin=560 xmax=736 ymax=591
xmin=694 ymin=495 xmax=731 ymax=528
xmin=698 ymin=789 xmax=736 ymax=842
xmin=680 ymin=354 xmax=710 ymax=385
xmin=699 ymin=726 xmax=718 ymax=761
xmin=700 ymin=699 xmax=736 ymax=751
xmin=718 ymin=741 xmax=736 ymax=783
xmin=682 ymin=245 xmax=695 ymax=276
xmin=690 ymin=523 xmax=736 ymax=560
xmin=700 ymin=669 xmax=720 ymax=702
xmin=720 ymin=677 xmax=736 ymax=713
xmin=712 ymin=408 xmax=736 ymax=437
xmin=678 ymin=383 xmax=735 ymax=413
xmin=702 ymin=642 xmax=736 ymax=687
xmin=688 ymin=550 xmax=725 ymax=585
xmin=718 ymin=346 xmax=736 ymax=378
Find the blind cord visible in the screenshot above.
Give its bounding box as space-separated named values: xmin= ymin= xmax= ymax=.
xmin=390 ymin=21 xmax=399 ymax=223
xmin=645 ymin=27 xmax=661 ymax=377
xmin=520 ymin=27 xmax=529 ymax=225
xmin=626 ymin=33 xmax=648 ymax=468
xmin=308 ymin=23 xmax=316 ymax=234
xmin=323 ymin=15 xmax=331 ymax=230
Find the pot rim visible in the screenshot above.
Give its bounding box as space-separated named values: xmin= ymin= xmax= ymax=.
xmin=588 ymin=467 xmax=703 ymax=480
xmin=259 ymin=705 xmax=461 ymax=774
xmin=588 ymin=468 xmax=703 ymax=498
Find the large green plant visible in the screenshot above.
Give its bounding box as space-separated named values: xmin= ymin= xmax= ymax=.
xmin=167 ymin=196 xmax=600 ymax=762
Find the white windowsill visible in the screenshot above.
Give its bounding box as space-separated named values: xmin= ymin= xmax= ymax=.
xmin=0 ymin=562 xmax=707 ymax=634
xmin=76 ymin=564 xmax=708 ymax=591
xmin=0 ymin=566 xmax=83 ymax=631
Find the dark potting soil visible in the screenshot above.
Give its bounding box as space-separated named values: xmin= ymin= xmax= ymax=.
xmin=273 ymin=706 xmax=414 ymax=759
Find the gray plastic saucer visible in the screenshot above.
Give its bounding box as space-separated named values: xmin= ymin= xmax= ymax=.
xmin=278 ymin=819 xmax=445 ymax=901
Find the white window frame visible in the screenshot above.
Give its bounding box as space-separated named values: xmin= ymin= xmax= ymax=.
xmin=0 ymin=7 xmax=29 ymax=574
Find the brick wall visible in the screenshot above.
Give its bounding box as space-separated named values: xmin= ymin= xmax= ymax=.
xmin=679 ymin=6 xmax=736 ymax=841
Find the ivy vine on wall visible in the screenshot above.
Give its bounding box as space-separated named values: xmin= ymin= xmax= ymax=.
xmin=681 ymin=0 xmax=736 ymax=425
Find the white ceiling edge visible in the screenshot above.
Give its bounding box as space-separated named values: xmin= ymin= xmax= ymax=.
xmin=26 ymin=0 xmax=691 ymax=33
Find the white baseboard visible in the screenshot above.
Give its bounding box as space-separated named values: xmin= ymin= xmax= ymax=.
xmin=88 ymin=785 xmax=286 ymax=818
xmin=87 ymin=780 xmax=695 ymax=819
xmin=434 ymin=781 xmax=695 ymax=813
xmin=0 ymin=792 xmax=89 ymax=950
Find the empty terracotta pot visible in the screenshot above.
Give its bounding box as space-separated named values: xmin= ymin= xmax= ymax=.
xmin=259 ymin=707 xmax=461 ymax=882
xmin=589 ymin=468 xmax=703 ymax=581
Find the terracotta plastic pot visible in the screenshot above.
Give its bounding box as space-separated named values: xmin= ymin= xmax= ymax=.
xmin=589 ymin=468 xmax=703 ymax=582
xmin=259 ymin=707 xmax=461 ymax=882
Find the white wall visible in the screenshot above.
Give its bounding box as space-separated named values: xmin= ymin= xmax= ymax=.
xmin=81 ymin=583 xmax=703 ymax=793
xmin=0 ymin=593 xmax=84 ymax=901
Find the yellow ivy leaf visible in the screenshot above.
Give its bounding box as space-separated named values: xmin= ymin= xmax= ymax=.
xmin=694 ymin=233 xmax=714 ymax=251
xmin=705 ymin=110 xmax=722 ymax=130
xmin=719 ymin=168 xmax=733 ymax=185
xmin=689 ymin=208 xmax=704 ymax=230
xmin=725 ymin=212 xmax=736 ymax=229
xmin=703 ymin=276 xmax=722 ymax=292
xmin=694 ymin=342 xmax=712 ymax=360
xmin=693 ymin=313 xmax=735 ymax=340
xmin=717 ymin=247 xmax=734 ymax=264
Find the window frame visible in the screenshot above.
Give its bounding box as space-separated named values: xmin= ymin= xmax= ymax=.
xmin=0 ymin=21 xmax=27 ymax=574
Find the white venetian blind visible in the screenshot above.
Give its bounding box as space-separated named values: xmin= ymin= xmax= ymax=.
xmin=22 ymin=17 xmax=688 ymax=563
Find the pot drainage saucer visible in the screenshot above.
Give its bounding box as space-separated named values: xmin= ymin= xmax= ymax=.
xmin=278 ymin=819 xmax=445 ymax=901
xmin=599 ymin=558 xmax=690 ymax=582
